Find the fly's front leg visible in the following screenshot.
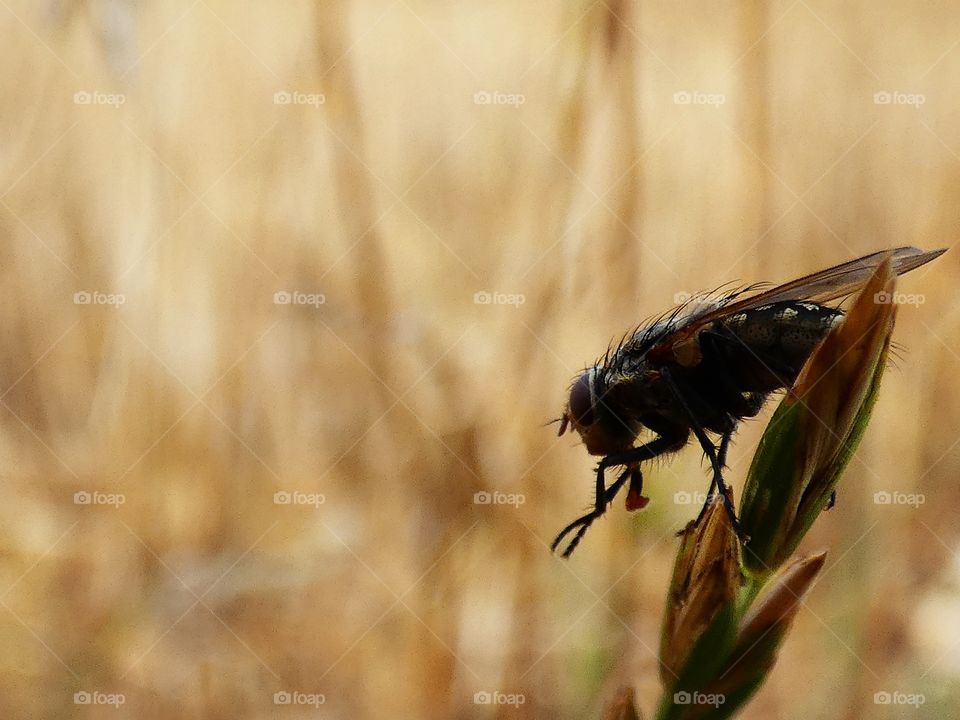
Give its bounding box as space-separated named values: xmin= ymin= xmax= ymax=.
xmin=550 ymin=466 xmax=632 ymax=559
xmin=551 ymin=434 xmax=686 ymax=558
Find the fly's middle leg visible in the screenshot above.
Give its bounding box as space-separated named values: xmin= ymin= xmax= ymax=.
xmin=662 ymin=368 xmax=748 ymax=541
xmin=694 ymin=431 xmax=732 ymax=525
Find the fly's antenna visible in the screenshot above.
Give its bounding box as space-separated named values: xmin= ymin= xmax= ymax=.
xmin=547 ymin=415 xmax=570 ymax=436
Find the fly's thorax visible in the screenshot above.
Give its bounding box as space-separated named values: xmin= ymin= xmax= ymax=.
xmin=601 ymin=357 xmax=674 ymax=412
xmin=603 ymin=351 xmax=715 ymax=438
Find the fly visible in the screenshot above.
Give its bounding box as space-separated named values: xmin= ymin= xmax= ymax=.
xmin=552 ymin=246 xmax=947 ymax=558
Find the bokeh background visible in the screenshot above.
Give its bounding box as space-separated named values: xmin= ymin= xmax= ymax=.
xmin=1 ymin=1 xmax=959 ymax=718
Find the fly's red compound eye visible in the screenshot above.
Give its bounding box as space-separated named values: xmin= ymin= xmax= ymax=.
xmin=568 ymin=371 xmax=596 ymax=426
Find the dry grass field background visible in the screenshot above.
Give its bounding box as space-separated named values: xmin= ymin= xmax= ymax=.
xmin=1 ymin=1 xmax=959 ymax=718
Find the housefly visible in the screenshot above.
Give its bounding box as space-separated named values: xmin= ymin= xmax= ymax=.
xmin=552 ymin=246 xmax=946 ymax=557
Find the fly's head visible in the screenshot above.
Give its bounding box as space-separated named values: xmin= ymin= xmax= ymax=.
xmin=558 ymin=366 xmax=645 ymax=456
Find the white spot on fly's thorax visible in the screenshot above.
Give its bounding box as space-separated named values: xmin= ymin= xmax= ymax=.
xmin=797 ymin=302 xmax=821 ymax=311
xmin=779 ymin=307 xmax=799 ymax=320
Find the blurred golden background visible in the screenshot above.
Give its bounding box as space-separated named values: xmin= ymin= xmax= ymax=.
xmin=1 ymin=1 xmax=959 ymax=718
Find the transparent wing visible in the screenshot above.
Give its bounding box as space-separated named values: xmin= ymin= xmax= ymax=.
xmin=661 ymin=246 xmax=946 ymax=345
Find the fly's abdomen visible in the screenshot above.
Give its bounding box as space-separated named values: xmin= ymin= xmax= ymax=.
xmin=703 ymin=302 xmax=843 ymax=391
